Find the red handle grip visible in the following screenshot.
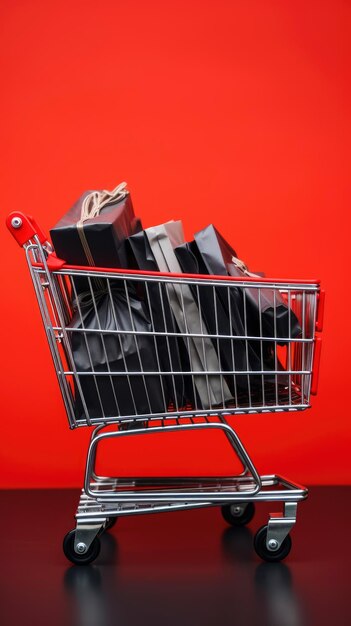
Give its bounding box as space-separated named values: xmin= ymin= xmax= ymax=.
xmin=311 ymin=336 xmax=322 ymax=395
xmin=6 ymin=211 xmax=48 ymax=246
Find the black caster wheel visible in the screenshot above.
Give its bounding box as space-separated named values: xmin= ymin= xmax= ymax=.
xmin=63 ymin=529 xmax=101 ymax=565
xmin=221 ymin=502 xmax=255 ymax=526
xmin=105 ymin=517 xmax=118 ymax=531
xmin=254 ymin=525 xmax=292 ymax=562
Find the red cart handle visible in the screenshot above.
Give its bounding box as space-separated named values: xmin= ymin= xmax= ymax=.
xmin=6 ymin=211 xmax=48 ymax=247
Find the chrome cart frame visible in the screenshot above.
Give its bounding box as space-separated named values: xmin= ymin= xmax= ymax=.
xmin=7 ymin=211 xmax=324 ymax=564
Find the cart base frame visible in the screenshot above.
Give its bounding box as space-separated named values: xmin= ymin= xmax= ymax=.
xmin=68 ymin=418 xmax=308 ymax=562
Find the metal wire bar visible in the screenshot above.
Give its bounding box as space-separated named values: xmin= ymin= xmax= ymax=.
xmin=70 ymin=276 xmax=107 ymax=420
xmin=106 ymin=278 xmax=138 ymax=415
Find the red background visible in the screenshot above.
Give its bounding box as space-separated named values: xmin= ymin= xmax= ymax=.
xmin=0 ymin=0 xmax=350 ymax=487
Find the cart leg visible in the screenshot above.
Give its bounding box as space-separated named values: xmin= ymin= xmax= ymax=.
xmin=266 ymin=502 xmax=297 ymax=550
xmin=217 ymin=415 xmax=249 ymax=477
xmin=74 ymin=521 xmax=104 ymax=554
xmin=84 ymin=422 xmax=262 ymax=502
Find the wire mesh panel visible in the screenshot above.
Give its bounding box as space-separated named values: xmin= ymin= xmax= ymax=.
xmin=27 ymin=244 xmax=320 ymax=428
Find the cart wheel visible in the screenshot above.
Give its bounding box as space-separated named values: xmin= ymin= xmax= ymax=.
xmin=105 ymin=517 xmax=118 ymax=531
xmin=63 ymin=530 xmax=101 ymax=566
xmin=221 ymin=502 xmax=255 ymax=526
xmin=254 ymin=525 xmax=292 ymax=562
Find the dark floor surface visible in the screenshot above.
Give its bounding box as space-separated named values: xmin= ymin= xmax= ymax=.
xmin=0 ymin=486 xmax=350 ymax=626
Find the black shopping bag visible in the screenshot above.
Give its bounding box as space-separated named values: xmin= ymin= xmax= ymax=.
xmin=69 ymin=280 xmax=166 ymax=420
xmin=176 ymin=225 xmax=301 ymax=399
xmin=50 ymin=182 xmax=142 ymax=294
xmin=194 ymin=225 xmax=301 ymax=342
xmin=174 ymin=240 xmax=261 ymax=395
xmin=51 ymin=182 xmax=141 ymax=267
xmin=126 ymin=230 xmax=188 ymax=409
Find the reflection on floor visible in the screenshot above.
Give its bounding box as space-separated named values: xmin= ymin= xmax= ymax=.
xmin=0 ymin=487 xmax=350 ymax=626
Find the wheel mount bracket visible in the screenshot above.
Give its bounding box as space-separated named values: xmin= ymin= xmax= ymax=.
xmin=266 ymin=502 xmax=297 ymax=550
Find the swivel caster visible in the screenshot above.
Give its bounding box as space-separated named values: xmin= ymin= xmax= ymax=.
xmin=254 ymin=524 xmax=292 ymax=562
xmin=63 ymin=529 xmax=101 ymax=565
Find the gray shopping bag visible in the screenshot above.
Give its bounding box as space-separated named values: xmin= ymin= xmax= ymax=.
xmin=145 ymin=221 xmax=233 ymax=408
xmin=127 ymin=229 xmax=186 ymax=408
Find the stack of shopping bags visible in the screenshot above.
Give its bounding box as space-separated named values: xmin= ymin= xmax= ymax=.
xmin=50 ymin=182 xmax=301 ymax=419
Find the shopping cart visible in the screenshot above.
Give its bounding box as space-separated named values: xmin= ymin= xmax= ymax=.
xmin=7 ymin=212 xmax=324 ymax=564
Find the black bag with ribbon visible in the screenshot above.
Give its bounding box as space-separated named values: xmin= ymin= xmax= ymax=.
xmin=70 ymin=280 xmax=167 ymax=420
xmin=50 ymin=182 xmax=142 ymax=294
xmin=50 ymin=182 xmax=141 ymax=267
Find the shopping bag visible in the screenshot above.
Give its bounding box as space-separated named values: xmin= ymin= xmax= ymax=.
xmin=174 ymin=240 xmax=252 ymax=395
xmin=144 ymin=221 xmax=233 ymax=408
xmin=126 ymin=229 xmax=186 ymax=408
xmin=69 ymin=281 xmax=166 ymax=420
xmin=51 ymin=182 xmax=142 ymax=296
xmin=51 ymin=182 xmax=141 ymax=268
xmin=176 ymin=226 xmax=300 ymax=399
xmin=194 ymin=224 xmax=301 ymax=342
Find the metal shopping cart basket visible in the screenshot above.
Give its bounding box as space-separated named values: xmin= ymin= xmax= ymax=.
xmin=7 ymin=212 xmax=324 ymax=564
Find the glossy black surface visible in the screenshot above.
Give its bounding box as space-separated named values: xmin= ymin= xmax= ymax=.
xmin=0 ymin=487 xmax=350 ymax=626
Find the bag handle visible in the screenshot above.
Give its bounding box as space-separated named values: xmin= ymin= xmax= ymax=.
xmin=77 ymin=181 xmax=128 ymax=226
xmin=230 ymin=255 xmax=260 ymax=278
